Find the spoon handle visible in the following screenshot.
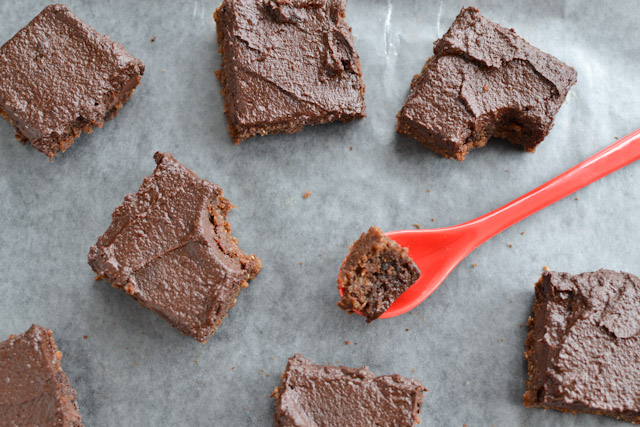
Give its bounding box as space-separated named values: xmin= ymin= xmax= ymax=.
xmin=467 ymin=128 xmax=640 ymax=244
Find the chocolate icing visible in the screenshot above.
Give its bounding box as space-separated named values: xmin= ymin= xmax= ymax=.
xmin=214 ymin=0 xmax=365 ymax=143
xmin=0 ymin=324 xmax=83 ymax=426
xmin=397 ymin=7 xmax=576 ymax=161
xmin=0 ymin=4 xmax=144 ymax=158
xmin=338 ymin=226 xmax=420 ymax=322
xmin=524 ymin=270 xmax=640 ymax=423
xmin=273 ymin=354 xmax=425 ymax=426
xmin=88 ymin=152 xmax=261 ymax=342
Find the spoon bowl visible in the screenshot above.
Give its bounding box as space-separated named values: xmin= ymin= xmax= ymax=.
xmin=339 ymin=128 xmax=640 ymax=319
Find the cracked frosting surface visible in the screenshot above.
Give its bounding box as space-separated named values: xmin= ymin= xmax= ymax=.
xmin=0 ymin=324 xmax=83 ymax=426
xmin=88 ymin=152 xmax=261 ymax=342
xmin=273 ymin=354 xmax=425 ymax=426
xmin=214 ymin=0 xmax=365 ymax=142
xmin=397 ymin=7 xmax=576 ymax=161
xmin=0 ymin=4 xmax=144 ymax=157
xmin=524 ymin=270 xmax=640 ymax=423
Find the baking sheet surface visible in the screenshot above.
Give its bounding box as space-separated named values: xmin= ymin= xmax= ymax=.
xmin=0 ymin=0 xmax=639 ymax=425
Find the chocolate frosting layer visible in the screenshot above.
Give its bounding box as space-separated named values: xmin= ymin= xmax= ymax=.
xmin=273 ymin=354 xmax=425 ymax=426
xmin=88 ymin=152 xmax=261 ymax=342
xmin=0 ymin=4 xmax=144 ymax=157
xmin=397 ymin=7 xmax=576 ymax=161
xmin=0 ymin=324 xmax=83 ymax=426
xmin=214 ymin=0 xmax=365 ymax=142
xmin=524 ymin=270 xmax=640 ymax=423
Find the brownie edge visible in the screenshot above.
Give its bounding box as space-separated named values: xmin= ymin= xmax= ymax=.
xmin=524 ymin=269 xmax=640 ymax=424
xmin=338 ymin=226 xmax=420 ymax=322
xmin=273 ymin=354 xmax=425 ymax=427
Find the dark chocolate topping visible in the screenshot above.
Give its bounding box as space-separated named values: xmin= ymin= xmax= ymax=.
xmin=525 ymin=270 xmax=640 ymax=421
xmin=0 ymin=4 xmax=144 ymax=156
xmin=274 ymin=354 xmax=425 ymax=426
xmin=0 ymin=325 xmax=83 ymax=426
xmin=214 ymin=0 xmax=365 ymax=142
xmin=88 ymin=152 xmax=261 ymax=342
xmin=397 ymin=7 xmax=576 ymax=161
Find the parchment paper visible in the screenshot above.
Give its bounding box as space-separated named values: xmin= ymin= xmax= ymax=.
xmin=1 ymin=0 xmax=639 ymax=425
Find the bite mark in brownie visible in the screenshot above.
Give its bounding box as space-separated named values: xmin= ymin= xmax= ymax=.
xmin=0 ymin=4 xmax=144 ymax=159
xmin=0 ymin=324 xmax=83 ymax=426
xmin=214 ymin=0 xmax=365 ymax=143
xmin=273 ymin=354 xmax=426 ymax=426
xmin=88 ymin=152 xmax=261 ymax=343
xmin=524 ymin=269 xmax=640 ymax=424
xmin=338 ymin=226 xmax=420 ymax=322
xmin=397 ymin=7 xmax=576 ymax=161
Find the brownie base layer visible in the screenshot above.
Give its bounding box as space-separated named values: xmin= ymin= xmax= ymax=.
xmin=524 ymin=270 xmax=640 ymax=424
xmin=273 ymin=354 xmax=425 ymax=427
xmin=338 ymin=226 xmax=420 ymax=322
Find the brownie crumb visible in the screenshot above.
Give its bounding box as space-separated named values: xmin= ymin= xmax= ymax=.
xmin=508 ymin=243 xmax=513 ymax=248
xmin=83 ymin=335 xmax=88 ymax=339
xmin=350 ymin=146 xmax=353 ymax=151
xmin=413 ymin=223 xmax=422 ymax=229
xmin=303 ymin=191 xmax=311 ymax=199
xmin=345 ymin=340 xmax=350 ymax=345
xmin=151 ymin=36 xmax=156 ymax=42
xmin=472 ymin=263 xmax=478 ymax=268
xmin=338 ymin=226 xmax=421 ymax=322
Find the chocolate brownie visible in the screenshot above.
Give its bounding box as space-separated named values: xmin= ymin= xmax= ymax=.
xmin=273 ymin=354 xmax=426 ymax=426
xmin=88 ymin=152 xmax=261 ymax=342
xmin=0 ymin=4 xmax=144 ymax=159
xmin=338 ymin=226 xmax=420 ymax=322
xmin=397 ymin=7 xmax=576 ymax=161
xmin=0 ymin=324 xmax=83 ymax=426
xmin=524 ymin=269 xmax=640 ymax=423
xmin=214 ymin=0 xmax=365 ymax=143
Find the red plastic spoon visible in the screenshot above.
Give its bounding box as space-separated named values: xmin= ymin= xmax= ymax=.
xmin=339 ymin=128 xmax=640 ymax=319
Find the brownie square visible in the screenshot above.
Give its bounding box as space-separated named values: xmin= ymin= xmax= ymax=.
xmin=273 ymin=354 xmax=425 ymax=426
xmin=0 ymin=4 xmax=144 ymax=159
xmin=524 ymin=269 xmax=640 ymax=424
xmin=214 ymin=0 xmax=365 ymax=143
xmin=88 ymin=152 xmax=261 ymax=342
xmin=338 ymin=226 xmax=420 ymax=322
xmin=0 ymin=324 xmax=83 ymax=426
xmin=397 ymin=7 xmax=576 ymax=161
